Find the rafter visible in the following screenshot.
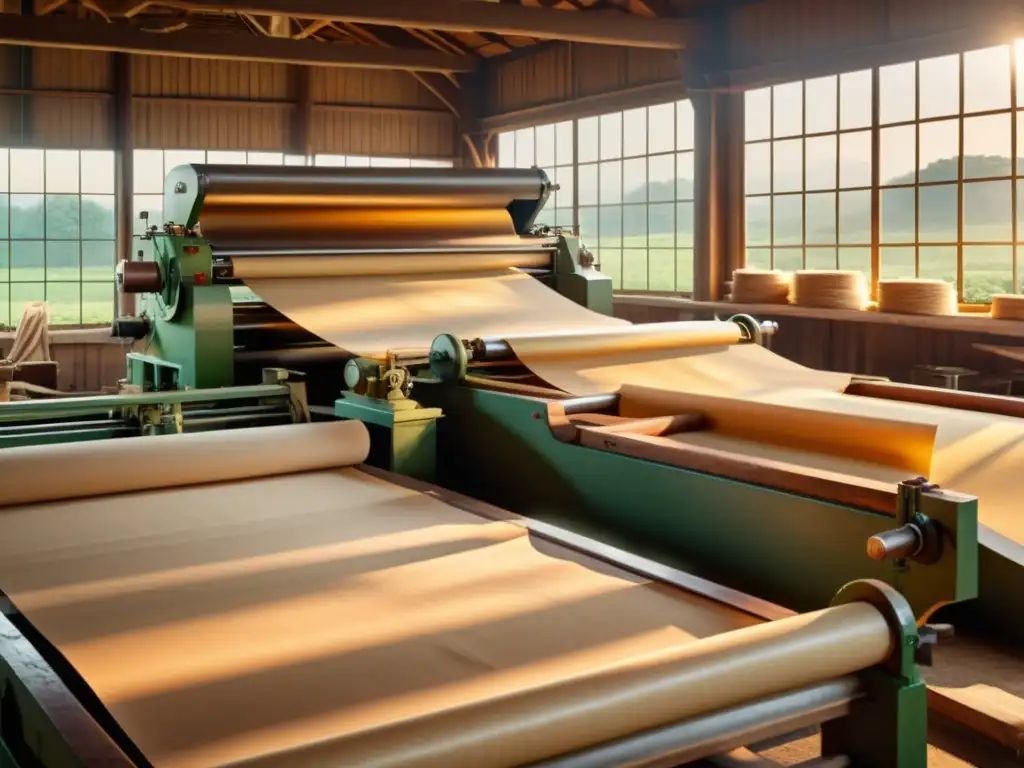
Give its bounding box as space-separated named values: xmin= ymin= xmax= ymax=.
xmin=0 ymin=13 xmax=479 ymax=71
xmin=341 ymin=21 xmax=462 ymax=117
xmin=138 ymin=0 xmax=688 ymax=49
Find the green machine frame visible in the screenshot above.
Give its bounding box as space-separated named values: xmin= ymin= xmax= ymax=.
xmin=333 ymin=318 xmax=987 ymax=643
xmin=0 ymin=366 xmax=309 ymax=449
xmin=112 ymin=162 xmax=613 ymax=397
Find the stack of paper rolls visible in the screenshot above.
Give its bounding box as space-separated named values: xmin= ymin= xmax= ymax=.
xmin=790 ymin=271 xmax=869 ymax=310
xmin=730 ymin=269 xmax=791 ymax=304
xmin=877 ymin=279 xmax=957 ymax=316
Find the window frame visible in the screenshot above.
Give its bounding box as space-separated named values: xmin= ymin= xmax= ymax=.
xmin=496 ymin=101 xmax=696 ymax=295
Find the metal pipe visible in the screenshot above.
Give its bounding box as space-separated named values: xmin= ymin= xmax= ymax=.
xmin=0 ymin=384 xmax=292 ymax=421
xmin=529 ymin=677 xmax=863 ymax=768
xmin=0 ymin=418 xmax=125 ymax=435
xmin=181 ymin=412 xmax=293 ymax=430
xmin=180 ymin=404 xmax=287 ymax=419
xmin=0 ymin=426 xmax=138 ymax=448
xmin=560 ymin=393 xmax=620 ymax=415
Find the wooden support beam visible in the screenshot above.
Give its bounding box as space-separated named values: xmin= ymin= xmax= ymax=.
xmin=414 ymin=72 xmax=461 ymax=117
xmin=342 ymin=22 xmax=462 ymax=118
xmin=113 ymin=51 xmax=135 ymax=317
xmin=291 ymin=64 xmax=313 ymax=157
xmin=0 ymin=14 xmax=478 ymax=72
xmin=155 ymin=0 xmax=688 ymax=49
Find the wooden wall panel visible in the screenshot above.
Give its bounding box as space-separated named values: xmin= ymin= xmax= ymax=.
xmin=33 ymin=49 xmax=113 ymax=91
xmin=0 ymin=337 xmax=129 ymax=393
xmin=886 ymin=0 xmax=1021 ymax=39
xmin=132 ymin=101 xmax=290 ymax=150
xmin=0 ymin=94 xmax=26 ymax=146
xmin=313 ymin=69 xmax=437 ymax=109
xmin=311 ymin=109 xmax=455 ymax=158
xmin=721 ymin=0 xmax=1024 ymax=87
xmin=729 ymin=0 xmax=887 ymax=71
xmin=484 ymin=42 xmax=681 ymax=120
xmin=50 ymin=341 xmax=129 ymax=392
xmin=30 ymin=94 xmax=112 ymax=148
xmin=131 ymin=57 xmax=292 ymax=100
xmin=490 ymin=44 xmax=573 ymax=114
xmin=614 ymin=301 xmax=1024 ymax=391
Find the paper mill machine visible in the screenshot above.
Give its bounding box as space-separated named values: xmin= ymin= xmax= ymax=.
xmin=112 ymin=163 xmax=610 ymax=404
xmin=101 ymin=163 xmax=986 ymax=642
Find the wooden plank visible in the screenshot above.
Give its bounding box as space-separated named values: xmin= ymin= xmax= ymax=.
xmin=614 ymin=295 xmax=1024 ymax=338
xmin=928 ymin=685 xmax=1024 ymax=752
xmin=162 ymin=0 xmax=689 ymax=49
xmin=0 ymin=14 xmax=477 ymax=72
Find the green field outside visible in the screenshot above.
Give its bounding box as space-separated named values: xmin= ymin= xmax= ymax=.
xmin=0 ymin=268 xmax=114 ymax=327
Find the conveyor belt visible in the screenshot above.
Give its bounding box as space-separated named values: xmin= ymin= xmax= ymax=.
xmin=0 ymin=422 xmax=897 ymax=768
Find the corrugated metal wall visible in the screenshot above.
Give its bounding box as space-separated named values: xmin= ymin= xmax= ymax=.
xmin=0 ymin=48 xmax=455 ymax=157
xmin=484 ymin=42 xmax=681 ymax=119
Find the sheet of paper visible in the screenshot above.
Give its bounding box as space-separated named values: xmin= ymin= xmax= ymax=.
xmin=0 ymin=465 xmax=772 ymax=768
xmin=619 ymin=384 xmax=938 ymax=475
xmin=619 ymin=384 xmax=1023 ymax=545
xmin=242 ymin=269 xmax=626 ymax=359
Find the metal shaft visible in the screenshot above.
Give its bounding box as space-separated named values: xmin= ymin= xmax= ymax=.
xmin=867 ymin=524 xmax=922 ymax=561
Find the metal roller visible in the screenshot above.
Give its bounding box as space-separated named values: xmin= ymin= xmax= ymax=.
xmin=164 ymin=164 xmax=553 ymax=239
xmin=218 ymin=249 xmax=554 ymax=280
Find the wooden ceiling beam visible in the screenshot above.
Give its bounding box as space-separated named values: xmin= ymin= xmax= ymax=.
xmin=0 ymin=13 xmax=479 ymax=70
xmin=342 ymin=21 xmax=462 ymax=117
xmin=150 ymin=0 xmax=688 ymax=49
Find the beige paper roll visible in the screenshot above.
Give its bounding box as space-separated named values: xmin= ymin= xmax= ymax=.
xmin=233 ymin=603 xmax=890 ymax=768
xmin=0 ymin=420 xmax=370 ymax=508
xmin=502 ymin=321 xmax=743 ymax=363
xmin=730 ymin=269 xmax=791 ymax=304
xmin=791 ymin=271 xmax=869 ymax=310
xmin=877 ymin=279 xmax=956 ymax=316
xmin=619 ymin=384 xmax=938 ymax=474
xmin=991 ymin=294 xmax=1024 ymax=320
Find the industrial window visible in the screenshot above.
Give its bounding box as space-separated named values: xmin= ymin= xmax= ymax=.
xmin=744 ymin=40 xmax=1024 ymax=305
xmin=0 ymin=148 xmax=116 ymax=328
xmin=496 ymin=100 xmax=696 ymax=294
xmin=744 ymin=72 xmax=873 ymax=280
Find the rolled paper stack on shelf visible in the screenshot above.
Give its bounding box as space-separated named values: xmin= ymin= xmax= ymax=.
xmin=730 ymin=269 xmax=791 ymax=304
xmin=790 ymin=270 xmax=869 ymax=310
xmin=991 ymin=294 xmax=1024 ymax=320
xmin=877 ymin=279 xmax=957 ymax=316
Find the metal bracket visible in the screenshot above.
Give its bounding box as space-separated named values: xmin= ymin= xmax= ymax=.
xmin=914 ymin=623 xmax=955 ymax=667
xmin=866 ymin=477 xmax=943 ymax=566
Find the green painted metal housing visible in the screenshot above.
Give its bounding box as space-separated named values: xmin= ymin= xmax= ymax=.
xmin=402 ymin=383 xmax=984 ymax=633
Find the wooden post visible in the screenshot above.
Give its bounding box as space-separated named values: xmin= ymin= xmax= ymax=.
xmin=690 ymin=5 xmax=743 ymax=301
xmin=292 ymin=65 xmax=314 ymax=158
xmin=113 ymin=52 xmax=134 ymax=316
